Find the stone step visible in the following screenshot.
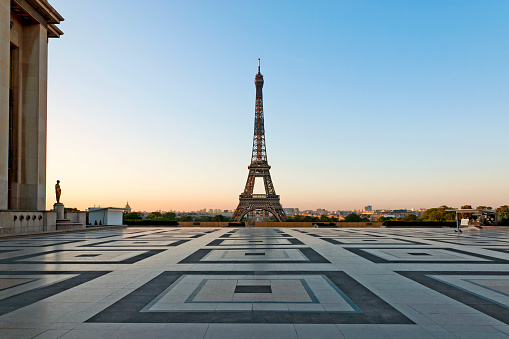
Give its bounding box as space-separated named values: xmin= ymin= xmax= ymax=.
xmin=56 ymin=222 xmax=84 ymax=230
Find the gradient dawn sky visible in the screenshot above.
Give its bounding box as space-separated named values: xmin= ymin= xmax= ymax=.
xmin=46 ymin=0 xmax=509 ymax=212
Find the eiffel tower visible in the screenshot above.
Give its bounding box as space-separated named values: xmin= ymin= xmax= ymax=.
xmin=231 ymin=60 xmax=287 ymax=222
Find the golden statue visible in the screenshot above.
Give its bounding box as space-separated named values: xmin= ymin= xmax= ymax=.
xmin=55 ymin=180 xmax=61 ymax=203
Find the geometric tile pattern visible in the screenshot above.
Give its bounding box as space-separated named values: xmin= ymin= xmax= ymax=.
xmin=0 ymin=249 xmax=165 ymax=264
xmin=345 ymin=247 xmax=509 ymax=264
xmin=0 ymin=271 xmax=109 ymax=316
xmin=0 ymin=240 xmax=81 ymax=247
xmin=80 ymin=239 xmax=190 ymax=247
xmin=0 ymin=227 xmax=509 ymax=338
xmin=86 ymin=271 xmax=412 ymax=324
xmin=179 ymin=248 xmax=329 ymax=264
xmin=398 ymin=271 xmax=509 ymax=325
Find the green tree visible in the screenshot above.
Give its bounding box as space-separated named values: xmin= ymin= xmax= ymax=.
xmin=162 ymin=212 xmax=176 ymax=220
xmin=377 ymin=215 xmax=392 ymax=222
xmin=145 ymin=212 xmax=163 ymax=220
xmin=179 ymin=215 xmax=193 ymax=222
xmin=211 ymin=214 xmax=228 ymax=222
xmin=496 ymin=205 xmax=509 ymax=219
xmin=123 ymin=212 xmax=142 ymax=220
xmin=420 ymin=205 xmax=455 ymax=221
xmin=64 ymin=207 xmax=79 ymax=212
xmin=476 ymin=206 xmax=492 ymax=210
xmin=289 ymin=215 xmax=319 ymax=222
xmin=319 ymin=215 xmax=331 ymax=222
xmin=344 ymin=213 xmax=366 ymax=222
xmin=402 ymin=214 xmax=418 ymax=222
xmin=197 ymin=215 xmax=212 ymax=222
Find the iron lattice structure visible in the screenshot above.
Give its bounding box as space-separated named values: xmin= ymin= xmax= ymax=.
xmin=231 ymin=60 xmax=287 ymax=222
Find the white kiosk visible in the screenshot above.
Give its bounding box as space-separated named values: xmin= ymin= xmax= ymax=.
xmin=88 ymin=207 xmax=125 ymax=226
xmin=447 ymin=208 xmax=500 ymax=233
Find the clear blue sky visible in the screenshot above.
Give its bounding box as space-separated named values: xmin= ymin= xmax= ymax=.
xmin=46 ymin=0 xmax=509 ymax=212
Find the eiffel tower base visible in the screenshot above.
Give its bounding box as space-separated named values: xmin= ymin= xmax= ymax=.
xmin=231 ymin=195 xmax=286 ymax=222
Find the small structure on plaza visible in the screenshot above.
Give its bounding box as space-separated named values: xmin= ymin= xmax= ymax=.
xmin=88 ymin=207 xmax=125 ymax=226
xmin=447 ymin=208 xmax=500 ymax=233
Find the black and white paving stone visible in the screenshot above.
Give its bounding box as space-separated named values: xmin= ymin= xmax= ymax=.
xmin=0 ymin=227 xmax=508 ymax=338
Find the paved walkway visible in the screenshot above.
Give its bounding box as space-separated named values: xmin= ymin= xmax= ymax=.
xmin=0 ymin=227 xmax=508 ymax=338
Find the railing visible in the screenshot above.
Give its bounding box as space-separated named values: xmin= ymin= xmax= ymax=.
xmin=240 ymin=194 xmax=280 ymax=199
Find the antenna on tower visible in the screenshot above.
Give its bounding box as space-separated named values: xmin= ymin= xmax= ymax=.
xmin=258 ymin=58 xmax=260 ymax=73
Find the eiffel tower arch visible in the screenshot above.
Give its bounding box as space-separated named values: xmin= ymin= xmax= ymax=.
xmin=231 ymin=60 xmax=287 ymax=222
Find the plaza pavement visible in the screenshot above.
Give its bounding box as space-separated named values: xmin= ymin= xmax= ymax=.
xmin=0 ymin=227 xmax=508 ymax=338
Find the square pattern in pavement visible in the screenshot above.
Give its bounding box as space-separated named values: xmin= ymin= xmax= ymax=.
xmin=0 ymin=227 xmax=508 ymax=338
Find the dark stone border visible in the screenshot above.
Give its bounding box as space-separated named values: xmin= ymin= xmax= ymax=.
xmin=220 ymin=234 xmax=292 ymax=238
xmin=86 ymin=270 xmax=413 ymax=324
xmin=0 ymin=240 xmax=83 ymax=247
xmin=0 ymin=249 xmax=165 ymax=265
xmin=127 ymin=233 xmax=205 ymax=239
xmin=306 ymin=233 xmax=384 ymax=239
xmin=427 ymin=239 xmax=509 ymax=246
xmin=321 ymin=237 xmax=425 ymax=245
xmin=345 ymin=247 xmax=509 ymax=264
xmin=486 ymin=248 xmax=509 ymax=254
xmin=397 ymin=271 xmax=509 ymax=325
xmin=0 ymin=271 xmax=110 ymax=316
xmin=80 ymin=239 xmax=190 ymax=248
xmin=178 ymin=247 xmax=330 ymax=264
xmin=0 ymin=225 xmax=126 ymax=239
xmin=207 ymin=238 xmax=304 ymax=246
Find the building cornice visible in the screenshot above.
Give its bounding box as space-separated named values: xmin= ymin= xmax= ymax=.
xmin=12 ymin=0 xmax=64 ymax=37
xmin=25 ymin=0 xmax=63 ymax=24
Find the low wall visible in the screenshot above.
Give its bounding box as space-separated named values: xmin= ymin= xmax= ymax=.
xmin=65 ymin=211 xmax=87 ymax=225
xmin=179 ymin=222 xmax=228 ymax=228
xmin=177 ymin=221 xmax=382 ymax=228
xmin=0 ymin=225 xmax=127 ymax=239
xmin=0 ymin=210 xmax=57 ymax=235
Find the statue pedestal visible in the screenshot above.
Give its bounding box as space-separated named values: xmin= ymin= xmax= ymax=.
xmin=53 ymin=203 xmax=64 ymax=220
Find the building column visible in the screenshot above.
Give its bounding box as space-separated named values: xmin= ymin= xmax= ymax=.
xmin=19 ymin=23 xmax=48 ymax=210
xmin=0 ymin=0 xmax=10 ymax=210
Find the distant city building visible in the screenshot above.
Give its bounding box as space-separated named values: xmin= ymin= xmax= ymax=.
xmin=381 ymin=209 xmax=417 ymax=218
xmin=283 ymin=208 xmax=300 ymax=216
xmin=124 ymin=201 xmax=131 ymax=213
xmin=364 ymin=205 xmax=373 ymax=212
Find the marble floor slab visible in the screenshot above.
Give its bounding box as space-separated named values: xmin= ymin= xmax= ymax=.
xmin=0 ymin=227 xmax=508 ymax=338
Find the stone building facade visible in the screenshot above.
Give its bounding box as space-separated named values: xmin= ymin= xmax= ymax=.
xmin=0 ymin=0 xmax=69 ymax=235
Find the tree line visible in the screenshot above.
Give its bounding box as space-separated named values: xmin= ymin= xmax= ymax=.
xmin=123 ymin=211 xmax=228 ymax=222
xmin=286 ymin=214 xmax=369 ymax=222
xmin=378 ymin=205 xmax=509 ymax=224
xmin=123 ymin=205 xmax=509 ymax=224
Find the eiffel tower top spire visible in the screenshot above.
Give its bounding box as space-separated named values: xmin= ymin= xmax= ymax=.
xmin=251 ymin=59 xmax=267 ymax=164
